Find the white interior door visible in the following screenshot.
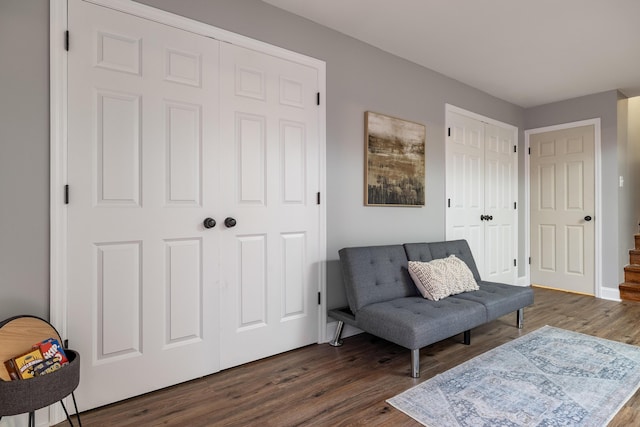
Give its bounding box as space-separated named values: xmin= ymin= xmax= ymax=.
xmin=446 ymin=112 xmax=485 ymax=270
xmin=67 ymin=0 xmax=220 ymax=410
xmin=446 ymin=110 xmax=518 ymax=283
xmin=218 ymin=43 xmax=320 ymax=369
xmin=530 ymin=125 xmax=595 ymax=294
xmin=484 ymin=124 xmax=517 ymax=283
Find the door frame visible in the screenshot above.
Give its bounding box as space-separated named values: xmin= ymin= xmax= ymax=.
xmin=51 ymin=2 xmax=326 ymax=420
xmin=524 ymin=119 xmax=603 ymax=298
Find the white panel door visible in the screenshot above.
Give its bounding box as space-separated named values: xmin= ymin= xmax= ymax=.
xmin=446 ymin=111 xmax=517 ymax=284
xmin=446 ymin=112 xmax=485 ymax=269
xmin=484 ymin=124 xmax=517 ymax=283
xmin=67 ymin=0 xmax=220 ymax=410
xmin=530 ymin=125 xmax=595 ymax=294
xmin=219 ymin=43 xmax=320 ymax=369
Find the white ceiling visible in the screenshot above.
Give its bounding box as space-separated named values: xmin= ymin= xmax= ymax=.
xmin=262 ymin=0 xmax=640 ymax=108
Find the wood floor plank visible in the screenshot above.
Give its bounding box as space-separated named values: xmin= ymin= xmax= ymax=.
xmin=61 ymin=287 xmax=640 ymax=426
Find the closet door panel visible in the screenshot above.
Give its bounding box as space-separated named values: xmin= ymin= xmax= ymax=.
xmin=446 ymin=113 xmax=486 ymax=271
xmin=446 ymin=111 xmax=517 ymax=284
xmin=484 ymin=124 xmax=517 ymax=283
xmin=219 ymin=43 xmax=321 ymax=369
xmin=67 ymin=0 xmax=220 ymax=411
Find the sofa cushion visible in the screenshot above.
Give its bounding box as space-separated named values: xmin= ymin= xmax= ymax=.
xmin=404 ymin=240 xmax=482 ymax=282
xmin=339 ymin=245 xmax=417 ymax=313
xmin=356 ymin=296 xmax=487 ymax=350
xmin=408 ymin=255 xmax=478 ymax=301
xmin=451 ymin=281 xmax=534 ymax=321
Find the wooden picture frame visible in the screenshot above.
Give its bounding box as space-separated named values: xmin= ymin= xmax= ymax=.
xmin=365 ymin=111 xmax=426 ymax=206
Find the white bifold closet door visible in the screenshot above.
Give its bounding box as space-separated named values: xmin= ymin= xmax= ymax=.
xmin=446 ymin=110 xmax=518 ymax=284
xmin=66 ymin=0 xmax=321 ymax=411
xmin=218 ymin=43 xmax=321 ymax=369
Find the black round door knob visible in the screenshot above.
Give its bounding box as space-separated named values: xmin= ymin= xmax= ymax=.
xmin=203 ymin=218 xmax=216 ymax=229
xmin=584 ymin=215 xmax=592 ymax=222
xmin=224 ymin=217 xmax=237 ymax=228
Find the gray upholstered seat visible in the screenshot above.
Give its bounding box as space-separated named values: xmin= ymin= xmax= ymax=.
xmin=452 ymin=281 xmax=534 ymax=322
xmin=330 ymin=239 xmax=534 ymax=378
xmin=357 ymin=296 xmax=486 ymax=350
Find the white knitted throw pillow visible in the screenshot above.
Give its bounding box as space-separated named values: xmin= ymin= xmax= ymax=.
xmin=408 ymin=255 xmax=479 ymax=301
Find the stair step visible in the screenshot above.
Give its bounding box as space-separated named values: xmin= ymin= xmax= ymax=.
xmin=620 ymin=282 xmax=640 ymax=302
xmin=624 ymin=264 xmax=640 ymax=283
xmin=630 ymin=249 xmax=640 ymax=265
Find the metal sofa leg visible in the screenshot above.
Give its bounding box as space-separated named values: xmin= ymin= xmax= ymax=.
xmin=517 ymin=308 xmax=524 ymax=329
xmin=329 ymin=320 xmax=344 ymax=347
xmin=411 ymin=349 xmax=420 ymax=378
xmin=463 ymin=330 xmax=471 ymax=345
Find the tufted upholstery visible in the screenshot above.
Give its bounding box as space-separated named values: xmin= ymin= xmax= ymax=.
xmin=339 ymin=245 xmax=418 ymax=313
xmin=452 ymin=281 xmax=534 ymax=321
xmin=404 ymin=241 xmax=533 ymax=321
xmin=357 ymin=296 xmax=486 ymax=349
xmin=335 ymin=239 xmax=534 ymax=355
xmin=405 ymin=240 xmax=481 ymax=282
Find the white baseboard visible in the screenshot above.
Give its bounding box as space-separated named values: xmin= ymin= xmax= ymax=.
xmin=519 ymin=274 xmax=621 ymax=302
xmin=0 ymin=408 xmax=48 ymax=427
xmin=599 ymin=286 xmax=621 ymax=302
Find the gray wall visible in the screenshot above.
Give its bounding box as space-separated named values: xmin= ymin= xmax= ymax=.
xmin=627 ymin=97 xmax=640 ymax=252
xmin=8 ymin=0 xmax=637 ymax=319
xmin=0 ymin=0 xmax=50 ymax=319
xmin=523 ymin=90 xmax=625 ymax=290
xmin=132 ymin=0 xmax=524 ymax=309
xmin=617 ymin=96 xmax=631 ymax=283
xmin=0 ymin=0 xmax=525 ymax=318
xmin=616 ymin=94 xmax=640 ymax=285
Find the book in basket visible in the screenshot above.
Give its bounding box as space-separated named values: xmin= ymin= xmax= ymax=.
xmin=33 ymin=337 xmax=69 ymax=366
xmin=7 ymin=348 xmax=45 ymax=379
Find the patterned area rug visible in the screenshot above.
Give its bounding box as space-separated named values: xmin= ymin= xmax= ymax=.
xmin=387 ymin=326 xmax=640 ymax=426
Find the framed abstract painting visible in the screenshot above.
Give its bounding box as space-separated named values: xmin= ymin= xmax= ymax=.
xmin=364 ymin=111 xmax=425 ymax=206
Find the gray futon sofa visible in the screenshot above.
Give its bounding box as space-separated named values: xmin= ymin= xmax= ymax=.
xmin=328 ymin=239 xmax=534 ymax=377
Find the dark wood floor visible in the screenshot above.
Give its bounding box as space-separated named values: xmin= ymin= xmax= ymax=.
xmin=61 ymin=287 xmax=640 ymax=426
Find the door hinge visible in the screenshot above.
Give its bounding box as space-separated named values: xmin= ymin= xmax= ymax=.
xmin=317 ymin=292 xmax=321 ymax=305
xmin=529 ymin=256 xmax=531 ymax=265
xmin=513 ymin=259 xmax=517 ymax=267
xmin=514 ymin=202 xmax=517 ymax=209
xmin=316 ymin=92 xmax=320 ymax=106
xmin=447 ymin=127 xmax=451 ymax=137
xmin=514 ymin=145 xmax=517 ymax=153
xmin=528 ymin=147 xmax=531 ymax=155
xmin=317 ymin=192 xmax=321 ymax=205
xmin=448 ymin=198 xmax=451 ymax=208
xmin=64 ymin=184 xmax=69 ymax=204
xmin=65 ymin=30 xmax=69 ymax=51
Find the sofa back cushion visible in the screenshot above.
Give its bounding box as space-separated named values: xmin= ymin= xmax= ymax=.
xmin=339 ymin=245 xmax=417 ymax=313
xmin=404 ymin=240 xmax=482 ymax=282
